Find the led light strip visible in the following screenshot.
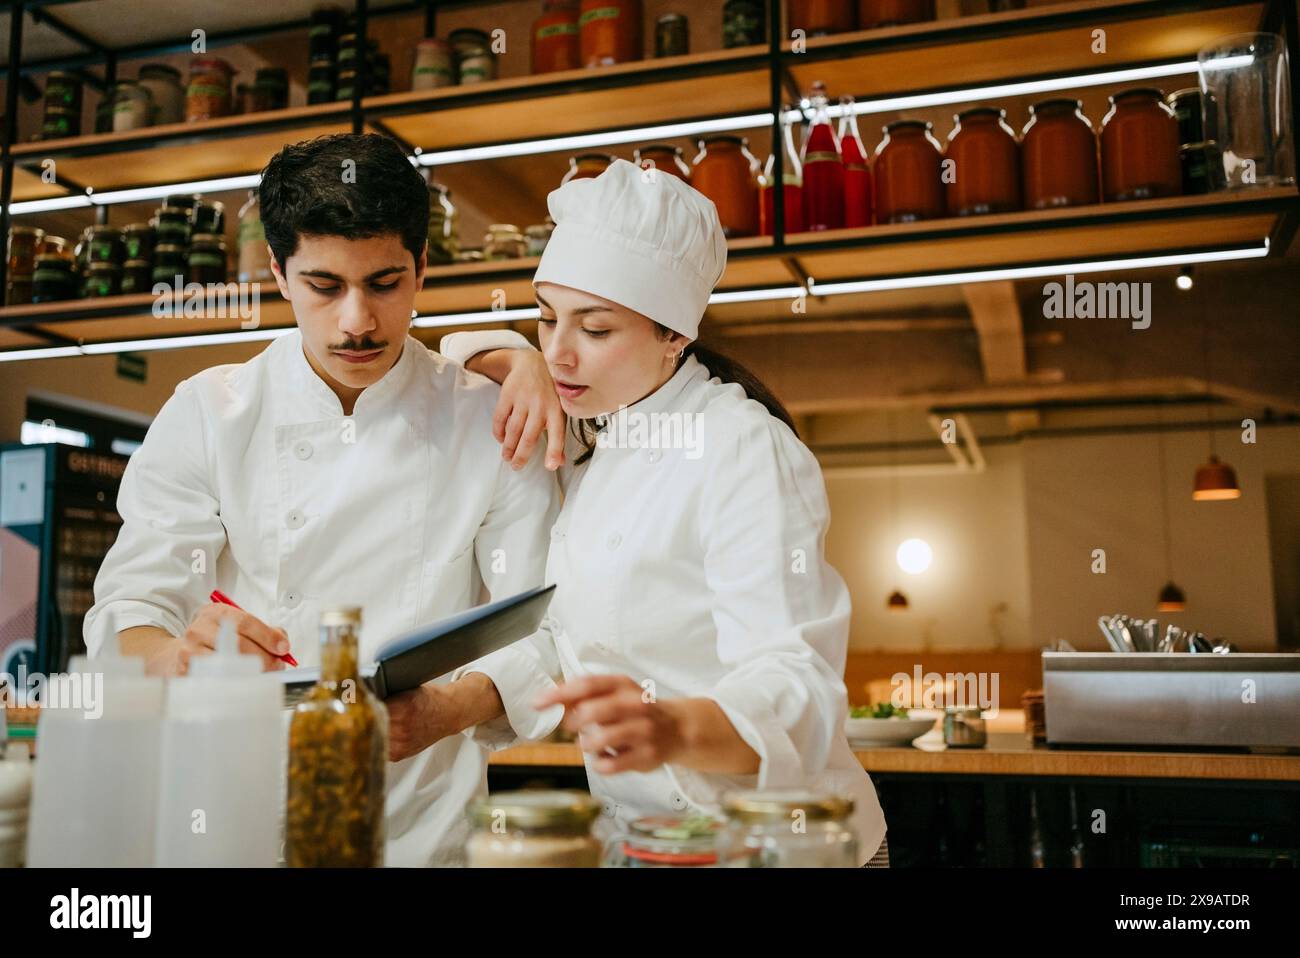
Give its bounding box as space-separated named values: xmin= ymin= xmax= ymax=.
xmin=0 ymin=244 xmax=1265 ymax=363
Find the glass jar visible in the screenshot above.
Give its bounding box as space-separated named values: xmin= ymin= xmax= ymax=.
xmin=111 ymin=80 xmax=153 ymax=132
xmin=309 ymin=5 xmax=344 ymax=61
xmin=483 ymin=224 xmax=527 ymax=260
xmin=85 ymin=225 xmax=124 ymax=265
xmin=655 ymin=13 xmax=689 ymax=58
xmin=533 ymin=0 xmax=581 ymax=74
xmin=1166 ymin=88 xmax=1205 ymax=146
xmin=237 ymin=191 xmax=273 ymax=283
xmin=412 ymin=38 xmax=455 ymax=89
xmin=691 ymin=134 xmax=760 ymax=237
xmin=561 ymin=151 xmax=615 ymax=183
xmin=138 ymin=64 xmax=185 ymax=124
xmin=1021 ymin=98 xmax=1099 ymax=210
xmin=723 ymin=0 xmax=765 ymax=48
xmin=41 ymin=107 xmax=79 ymax=140
xmin=122 ymin=223 xmax=156 ymax=262
xmin=6 ymin=274 xmax=33 ymax=306
xmin=633 ymin=143 xmax=691 ymax=181
xmin=450 ymin=28 xmax=496 ymax=84
xmin=524 ymin=221 xmax=553 ymax=257
xmin=1100 ymin=87 xmax=1182 ymax=202
xmin=286 ymin=608 xmax=388 ymax=868
xmin=251 ymin=67 xmax=288 ymax=112
xmin=120 ymin=259 xmax=153 ymax=295
xmin=32 ymin=255 xmax=79 ymax=303
xmin=944 ymin=106 xmax=1021 ymax=216
xmin=186 ymin=57 xmax=234 ymax=122
xmin=717 ymin=790 xmax=859 ymax=867
xmin=580 ymin=0 xmax=642 ymax=67
xmin=187 ymin=233 xmax=228 ymax=285
xmin=151 ymin=243 xmax=187 ymax=286
xmin=42 ymin=72 xmax=82 ymax=138
xmin=466 ymin=790 xmax=601 ymax=867
xmin=83 ymin=261 xmax=121 ymax=298
xmin=873 ymin=119 xmax=945 ymax=223
xmin=308 ymin=58 xmax=336 ymax=104
xmin=8 ymin=225 xmax=45 ymax=277
xmin=607 ymin=815 xmax=723 ymax=868
xmin=858 ymin=0 xmax=935 ymax=28
xmin=153 ymin=205 xmax=192 ymax=248
xmin=427 ymin=184 xmax=460 ymax=264
xmin=37 ymin=234 xmax=71 ymax=258
xmin=787 ymin=0 xmax=855 ymax=36
xmin=193 ymin=200 xmax=225 ymax=235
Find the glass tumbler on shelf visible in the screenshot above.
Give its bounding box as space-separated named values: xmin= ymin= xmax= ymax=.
xmin=1197 ymin=32 xmax=1294 ymax=188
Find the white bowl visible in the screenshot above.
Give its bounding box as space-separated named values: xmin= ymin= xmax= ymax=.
xmin=845 ymin=715 xmax=937 ymax=747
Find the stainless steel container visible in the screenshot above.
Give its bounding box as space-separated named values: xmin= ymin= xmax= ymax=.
xmin=943 ymin=707 xmax=987 ymax=747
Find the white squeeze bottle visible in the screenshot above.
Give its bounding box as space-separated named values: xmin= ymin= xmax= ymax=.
xmin=26 ymin=637 xmax=164 ymax=866
xmin=155 ymin=619 xmax=283 ymax=866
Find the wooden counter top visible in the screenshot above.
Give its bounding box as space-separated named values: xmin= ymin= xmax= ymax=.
xmin=490 ymin=711 xmax=1300 ymax=783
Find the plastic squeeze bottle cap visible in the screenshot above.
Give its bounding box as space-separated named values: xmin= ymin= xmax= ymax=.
xmin=188 ymin=618 xmax=262 ymax=678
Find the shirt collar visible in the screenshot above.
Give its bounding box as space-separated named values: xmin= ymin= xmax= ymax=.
xmin=279 ymin=331 xmax=419 ymax=422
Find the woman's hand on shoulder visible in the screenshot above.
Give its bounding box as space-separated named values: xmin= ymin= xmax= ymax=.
xmin=486 ymin=349 xmax=566 ymax=472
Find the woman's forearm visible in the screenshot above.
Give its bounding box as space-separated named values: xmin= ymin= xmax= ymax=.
xmin=664 ymin=698 xmax=761 ymax=775
xmin=463 ymin=348 xmax=517 ymax=385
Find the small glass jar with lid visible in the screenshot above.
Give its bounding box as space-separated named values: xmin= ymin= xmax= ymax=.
xmin=466 ymin=790 xmax=602 ymax=867
xmin=605 ymin=815 xmax=723 ymax=867
xmin=427 ymin=184 xmax=460 ymax=264
xmin=717 ymin=789 xmax=859 ymax=867
xmin=483 ymin=224 xmax=526 ymax=260
xmin=633 ymin=143 xmax=692 ymax=181
xmin=524 ymin=221 xmax=554 ymax=257
xmin=83 ymin=261 xmax=122 ymax=298
xmin=187 ymin=233 xmax=228 ymax=285
xmin=561 ymin=152 xmax=615 ymax=184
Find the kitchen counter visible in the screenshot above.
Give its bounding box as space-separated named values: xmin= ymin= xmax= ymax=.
xmin=489 ymin=710 xmax=1300 ymax=783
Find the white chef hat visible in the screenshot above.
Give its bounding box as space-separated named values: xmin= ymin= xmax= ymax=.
xmin=532 ymin=157 xmax=727 ymax=341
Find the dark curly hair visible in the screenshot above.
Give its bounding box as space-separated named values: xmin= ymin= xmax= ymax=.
xmin=258 ymin=133 xmax=429 ymax=269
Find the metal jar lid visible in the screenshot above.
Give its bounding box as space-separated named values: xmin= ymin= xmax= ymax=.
xmin=467 ymin=789 xmax=601 ymax=832
xmin=722 ymin=789 xmax=854 ymax=823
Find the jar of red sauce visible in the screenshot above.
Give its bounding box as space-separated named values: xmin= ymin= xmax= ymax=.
xmin=858 ymin=0 xmax=935 ymax=28
xmin=692 ymin=134 xmax=760 ymax=238
xmin=533 ymin=0 xmax=581 ymax=74
xmin=944 ymin=106 xmax=1021 ymax=216
xmin=1021 ymin=98 xmax=1099 ymax=209
xmin=633 ymin=144 xmax=691 ymax=181
xmin=787 ymin=0 xmax=856 ymax=36
xmin=873 ymin=119 xmax=944 ymax=224
xmin=580 ymin=0 xmax=643 ymax=67
xmin=1100 ymin=87 xmax=1182 ymax=202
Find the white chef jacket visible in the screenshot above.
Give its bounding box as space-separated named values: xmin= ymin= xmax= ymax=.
xmin=85 ymin=331 xmax=560 ymax=866
xmin=441 ymin=331 xmax=886 ymax=864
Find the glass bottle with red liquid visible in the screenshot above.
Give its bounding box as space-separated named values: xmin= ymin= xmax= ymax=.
xmin=800 ymin=81 xmax=845 ymax=231
xmin=838 ymin=94 xmax=874 ymax=227
xmin=761 ymin=106 xmax=805 ymax=236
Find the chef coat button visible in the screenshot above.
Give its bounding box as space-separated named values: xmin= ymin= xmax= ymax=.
xmin=606 ymin=532 xmax=622 ymax=550
xmin=669 ymin=790 xmax=689 ymax=811
xmin=602 ymin=800 xmax=618 ymax=818
xmin=284 ymin=509 xmax=305 ymax=530
xmin=284 ymin=590 xmax=302 ymax=609
xmin=293 ymin=440 xmax=313 ymax=460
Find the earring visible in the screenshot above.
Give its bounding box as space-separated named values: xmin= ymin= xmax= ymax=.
xmin=676 ymin=348 xmax=685 ymax=361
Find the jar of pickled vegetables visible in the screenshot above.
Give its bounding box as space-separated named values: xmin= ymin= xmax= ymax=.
xmin=483 ymin=224 xmax=527 ymax=260
xmin=186 ymin=57 xmax=234 ymax=122
xmin=580 ymin=0 xmax=642 ymax=67
xmin=533 ymin=0 xmax=581 ymax=74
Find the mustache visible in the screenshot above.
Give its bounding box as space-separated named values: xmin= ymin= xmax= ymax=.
xmin=329 ymin=338 xmax=388 ymax=352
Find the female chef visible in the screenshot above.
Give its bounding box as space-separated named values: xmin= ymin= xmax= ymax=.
xmin=445 ymin=159 xmax=889 ymax=866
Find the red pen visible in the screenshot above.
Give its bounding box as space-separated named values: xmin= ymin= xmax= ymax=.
xmin=209 ymin=589 xmax=299 ymax=667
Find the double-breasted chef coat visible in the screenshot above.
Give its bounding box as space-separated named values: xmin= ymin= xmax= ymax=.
xmin=442 ymin=330 xmax=887 ymax=864
xmin=85 ymin=330 xmax=560 ymax=866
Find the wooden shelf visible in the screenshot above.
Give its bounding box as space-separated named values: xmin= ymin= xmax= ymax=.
xmin=2 ymin=192 xmax=1292 ymax=354
xmin=785 ymin=0 xmax=1267 ymax=101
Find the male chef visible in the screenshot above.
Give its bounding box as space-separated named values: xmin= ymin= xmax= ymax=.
xmin=84 ymin=133 xmax=561 ymax=866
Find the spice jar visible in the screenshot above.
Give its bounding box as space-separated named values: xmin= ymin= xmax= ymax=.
xmin=427 ymin=184 xmax=460 ymax=264
xmin=873 ymin=119 xmax=945 ymax=223
xmin=122 ymin=223 xmax=156 ymax=262
xmin=723 ymin=0 xmax=765 ymax=47
xmin=943 ymin=706 xmax=987 ymax=747
xmin=483 ymin=224 xmax=527 ymax=260
xmin=1021 ymin=98 xmax=1099 ymax=209
xmin=186 ymin=57 xmax=234 ymax=122
xmin=412 ymin=38 xmax=455 ymax=89
xmin=138 ymin=64 xmax=185 ymax=124
xmin=450 ymin=28 xmax=497 ymax=84
xmin=83 ymin=262 xmax=121 ymax=298
xmin=187 ymin=233 xmax=228 ymax=285
xmin=533 ymin=0 xmax=581 ymax=74
xmin=285 ymin=607 xmax=388 ymax=868
xmin=717 ymin=790 xmax=859 ymax=867
xmin=580 ymin=0 xmax=643 ymax=67
xmin=1100 ymin=87 xmax=1182 ymax=202
xmin=655 ymin=13 xmax=689 ymax=58
xmin=466 ymin=790 xmax=601 ymax=867
xmin=237 ymin=190 xmax=273 ymax=283
xmin=561 ymin=151 xmax=615 ymax=183
xmin=111 ymin=80 xmax=153 ymax=132
xmin=691 ymin=134 xmax=760 ymax=237
xmin=858 ymin=0 xmax=935 ymax=28
xmin=609 ymin=815 xmax=722 ymax=868
xmin=151 ymin=243 xmax=187 ymax=287
xmin=32 ymin=254 xmax=79 ymax=303
xmin=120 ymin=260 xmax=153 ymax=295
xmin=787 ymin=0 xmax=855 ymax=36
xmin=944 ymin=106 xmax=1021 ymax=216
xmin=633 ymin=143 xmax=691 ymax=181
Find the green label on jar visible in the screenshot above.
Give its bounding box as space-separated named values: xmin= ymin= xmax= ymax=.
xmin=537 ymin=22 xmax=579 ymax=39
xmin=579 ymin=7 xmax=621 ymax=25
xmin=188 ymin=253 xmax=225 ymax=267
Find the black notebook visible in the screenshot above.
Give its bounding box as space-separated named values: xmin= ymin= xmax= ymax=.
xmin=276 ymin=584 xmax=555 ymax=703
